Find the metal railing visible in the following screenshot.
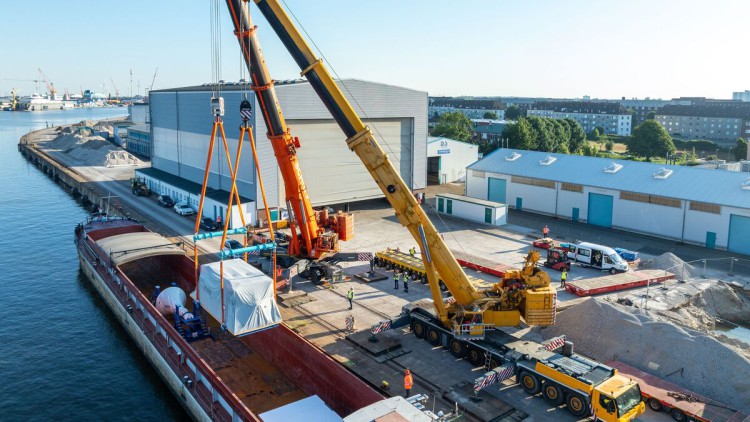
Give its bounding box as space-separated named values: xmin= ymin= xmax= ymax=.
xmin=79 ymin=235 xmax=257 ymax=422
xmin=640 ymin=256 xmax=750 ymax=310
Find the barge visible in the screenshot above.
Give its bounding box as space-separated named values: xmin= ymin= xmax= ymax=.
xmin=75 ymin=216 xmax=383 ymax=421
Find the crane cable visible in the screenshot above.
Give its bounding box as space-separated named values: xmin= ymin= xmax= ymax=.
xmin=280 ymin=1 xmax=467 ymax=259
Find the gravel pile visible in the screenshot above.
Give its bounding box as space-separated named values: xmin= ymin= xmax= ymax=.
xmin=43 ymin=133 xmax=143 ymax=167
xmin=639 ymin=252 xmax=701 ymax=278
xmin=541 ymin=298 xmax=750 ymax=412
xmin=670 ymin=283 xmax=750 ymax=328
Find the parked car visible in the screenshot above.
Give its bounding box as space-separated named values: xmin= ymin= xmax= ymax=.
xmin=157 ymin=194 xmax=176 ymax=208
xmin=200 ymin=217 xmax=218 ymax=231
xmin=173 ymin=203 xmax=195 ymax=216
xmin=224 ymin=239 xmax=243 ymax=250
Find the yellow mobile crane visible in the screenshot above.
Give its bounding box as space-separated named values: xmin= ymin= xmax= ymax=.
xmin=239 ymin=0 xmax=555 ymax=336
xmin=236 ymin=3 xmax=646 ymax=420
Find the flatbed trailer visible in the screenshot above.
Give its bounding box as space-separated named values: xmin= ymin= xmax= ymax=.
xmin=374 ymin=249 xmax=498 ymax=290
xmin=565 ymin=269 xmax=674 ymax=297
xmin=608 ymin=361 xmax=749 ymax=422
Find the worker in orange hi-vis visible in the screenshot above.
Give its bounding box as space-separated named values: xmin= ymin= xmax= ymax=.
xmin=403 ymin=368 xmax=413 ymax=398
xmin=543 ymin=225 xmax=550 ymax=238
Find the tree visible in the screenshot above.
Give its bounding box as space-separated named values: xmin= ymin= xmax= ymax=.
xmin=646 ymin=111 xmax=656 ymax=120
xmin=483 ymin=111 xmax=499 ymax=120
xmin=505 ymin=105 xmax=521 ymax=120
xmin=605 ymin=140 xmax=614 ymax=152
xmin=587 ymin=128 xmax=600 ymax=141
xmin=502 ymin=117 xmax=535 ymax=150
xmin=627 ymin=120 xmax=675 ymax=160
xmin=431 ymin=111 xmax=473 ymax=143
xmin=565 ymin=118 xmax=586 ymax=153
xmin=735 ymin=138 xmax=748 ymax=161
xmin=526 ymin=116 xmax=554 ymax=151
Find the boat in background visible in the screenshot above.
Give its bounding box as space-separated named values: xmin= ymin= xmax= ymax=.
xmin=19 ymin=92 xmax=76 ymax=111
xmin=75 ymin=216 xmax=383 ymax=421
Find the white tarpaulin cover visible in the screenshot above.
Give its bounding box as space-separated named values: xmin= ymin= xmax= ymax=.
xmin=194 ymin=259 xmax=282 ymax=336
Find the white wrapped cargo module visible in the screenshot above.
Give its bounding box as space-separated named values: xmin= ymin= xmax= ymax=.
xmin=194 ymin=259 xmax=282 ymax=336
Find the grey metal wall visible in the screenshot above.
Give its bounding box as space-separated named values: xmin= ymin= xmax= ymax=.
xmin=150 ymin=90 xmax=257 ymax=199
xmin=254 ymin=79 xmax=427 ymax=207
xmin=150 ymin=79 xmax=427 ymax=209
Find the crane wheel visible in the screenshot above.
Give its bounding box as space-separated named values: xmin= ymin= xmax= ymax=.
xmin=670 ymin=409 xmax=687 ymax=422
xmin=386 ymin=262 xmax=393 ymax=270
xmin=421 ymin=275 xmax=428 ymax=285
xmin=439 ymin=281 xmax=447 ymax=292
xmin=543 ymin=384 xmax=564 ymax=406
xmin=449 ymin=339 xmax=466 ymax=358
xmin=427 ymin=328 xmax=441 ymax=346
xmin=468 ymin=348 xmax=483 ymax=367
xmin=519 ymin=372 xmax=541 ymax=395
xmin=489 ymin=358 xmax=500 ymax=369
xmin=412 ymin=321 xmax=426 ymax=339
xmin=647 ymin=399 xmax=663 ymax=412
xmin=566 ymin=394 xmax=587 ymax=417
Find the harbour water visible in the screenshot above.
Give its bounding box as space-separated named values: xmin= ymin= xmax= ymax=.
xmin=0 ymin=109 xmax=187 ymax=421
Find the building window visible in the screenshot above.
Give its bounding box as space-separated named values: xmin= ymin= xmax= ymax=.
xmin=561 ymin=183 xmax=583 ymax=193
xmin=689 ymin=201 xmax=721 ymax=214
xmin=511 ymin=176 xmax=556 ymax=189
xmin=620 ymin=191 xmax=680 ymax=208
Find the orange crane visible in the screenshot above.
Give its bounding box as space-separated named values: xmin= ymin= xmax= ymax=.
xmin=37 ymin=68 xmax=57 ymax=99
xmin=225 ymin=0 xmax=351 ymax=260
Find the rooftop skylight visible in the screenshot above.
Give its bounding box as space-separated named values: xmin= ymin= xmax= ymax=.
xmin=539 ymin=156 xmax=557 ymax=166
xmin=653 ymin=168 xmax=674 ymax=179
xmin=604 ymin=162 xmax=623 ymax=174
xmin=505 ymin=152 xmax=522 ymax=162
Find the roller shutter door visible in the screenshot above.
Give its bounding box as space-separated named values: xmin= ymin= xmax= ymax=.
xmin=285 ymin=118 xmax=411 ymax=206
xmin=728 ymin=214 xmax=750 ymax=256
xmin=488 ymin=177 xmax=506 ymax=203
xmin=588 ymin=193 xmax=613 ymax=228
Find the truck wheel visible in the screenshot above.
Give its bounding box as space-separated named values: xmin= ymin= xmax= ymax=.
xmin=489 ymin=358 xmax=500 ymax=369
xmin=468 ymin=348 xmax=484 ymax=367
xmin=519 ymin=372 xmax=541 ymax=395
xmin=566 ymin=394 xmax=587 ymax=417
xmin=647 ymin=398 xmax=663 ymax=412
xmin=310 ymin=268 xmax=323 ymax=285
xmin=427 ymin=328 xmax=442 ymax=346
xmin=543 ymin=384 xmax=564 ymax=406
xmin=609 ymin=268 xmax=617 ymax=275
xmin=670 ymin=409 xmax=687 ymax=422
xmin=412 ymin=321 xmax=426 ymax=339
xmin=449 ymin=339 xmax=466 ymax=358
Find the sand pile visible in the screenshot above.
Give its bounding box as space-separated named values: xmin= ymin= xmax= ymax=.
xmin=639 ymin=252 xmax=701 ymax=278
xmin=541 ymin=298 xmax=750 ymax=412
xmin=667 ymin=283 xmax=750 ymax=330
xmin=46 ymin=133 xmax=85 ymax=151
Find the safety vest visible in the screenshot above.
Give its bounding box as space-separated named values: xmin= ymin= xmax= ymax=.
xmin=394 ymin=273 xmax=400 ymax=280
xmin=404 ymin=374 xmax=413 ymax=389
xmin=561 ymin=271 xmax=568 ymax=281
xmin=347 ymin=290 xmax=354 ymax=300
xmin=409 ymin=247 xmax=416 ymax=256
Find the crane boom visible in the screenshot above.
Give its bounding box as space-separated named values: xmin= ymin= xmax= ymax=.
xmin=37 ymin=68 xmax=57 ymax=98
xmin=225 ymin=0 xmax=345 ymax=259
xmin=248 ymin=0 xmax=556 ymax=330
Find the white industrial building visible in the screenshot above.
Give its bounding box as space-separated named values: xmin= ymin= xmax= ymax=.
xmin=466 ymin=149 xmax=750 ymax=255
xmin=138 ymin=79 xmax=427 ymax=226
xmin=427 ymin=136 xmax=479 ymax=184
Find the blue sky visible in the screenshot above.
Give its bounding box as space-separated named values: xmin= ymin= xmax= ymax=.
xmin=1 ymin=1 xmax=747 ymax=100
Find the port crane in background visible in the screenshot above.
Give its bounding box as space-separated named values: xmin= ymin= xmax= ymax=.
xmin=37 ymin=68 xmax=57 ymax=99
xmin=110 ymin=78 xmax=119 ymax=100
xmin=225 ymin=0 xmax=352 ymax=264
xmin=147 ymin=67 xmax=158 ymax=94
xmin=3 ymin=78 xmax=42 ymax=93
xmin=237 ymin=0 xmax=556 ymax=333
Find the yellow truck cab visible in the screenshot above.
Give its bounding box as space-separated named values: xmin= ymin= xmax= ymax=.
xmin=592 ymin=375 xmax=645 ymax=421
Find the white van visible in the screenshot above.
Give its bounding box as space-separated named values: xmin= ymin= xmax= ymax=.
xmin=567 ymin=242 xmax=628 ymax=274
